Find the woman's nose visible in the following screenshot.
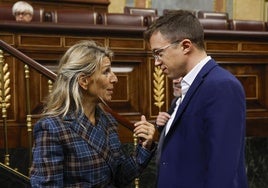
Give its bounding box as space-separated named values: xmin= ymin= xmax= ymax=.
xmin=111 ymin=72 xmax=118 ymax=83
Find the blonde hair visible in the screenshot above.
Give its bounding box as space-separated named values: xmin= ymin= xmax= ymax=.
xmin=43 ymin=40 xmax=113 ymax=118
xmin=12 ymin=1 xmax=33 ymax=16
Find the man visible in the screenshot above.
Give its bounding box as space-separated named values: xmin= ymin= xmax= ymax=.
xmin=12 ymin=1 xmax=33 ymax=22
xmin=144 ymin=10 xmax=248 ymax=188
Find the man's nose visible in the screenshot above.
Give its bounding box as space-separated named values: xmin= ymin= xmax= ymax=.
xmin=154 ymin=58 xmax=162 ymax=66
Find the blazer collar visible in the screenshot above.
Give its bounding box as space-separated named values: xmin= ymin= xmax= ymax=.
xmin=164 ymin=59 xmax=218 ymax=139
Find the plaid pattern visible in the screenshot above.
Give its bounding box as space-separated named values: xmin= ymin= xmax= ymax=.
xmin=30 ymin=106 xmax=154 ymax=187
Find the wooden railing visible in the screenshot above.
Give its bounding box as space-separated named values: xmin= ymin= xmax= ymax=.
xmin=0 ymin=40 xmax=55 ymax=174
xmin=0 ymin=40 xmax=138 ymax=184
xmin=0 ymin=162 xmax=30 ymax=187
xmin=0 ymin=40 xmax=56 ymax=80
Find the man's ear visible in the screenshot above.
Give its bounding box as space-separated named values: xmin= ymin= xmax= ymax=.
xmin=181 ymin=39 xmax=192 ymax=54
xmin=78 ymin=75 xmax=89 ymax=90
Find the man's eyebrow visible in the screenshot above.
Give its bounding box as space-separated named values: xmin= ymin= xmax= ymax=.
xmin=152 ymin=48 xmax=161 ymax=53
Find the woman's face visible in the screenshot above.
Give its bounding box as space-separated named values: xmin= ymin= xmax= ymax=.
xmin=87 ymin=57 xmax=118 ymax=102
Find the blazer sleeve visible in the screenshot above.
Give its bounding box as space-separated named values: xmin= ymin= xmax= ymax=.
xmin=30 ymin=118 xmax=64 ymax=187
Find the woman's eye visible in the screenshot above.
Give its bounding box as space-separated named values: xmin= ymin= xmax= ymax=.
xmin=103 ymin=68 xmax=110 ymax=75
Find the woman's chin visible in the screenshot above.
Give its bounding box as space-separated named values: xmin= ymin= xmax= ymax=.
xmin=105 ymin=97 xmax=112 ymax=102
xmin=101 ymin=96 xmax=112 ymax=102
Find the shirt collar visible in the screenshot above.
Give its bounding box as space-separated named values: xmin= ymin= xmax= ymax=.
xmin=183 ymin=56 xmax=211 ymax=86
xmin=181 ymin=56 xmax=211 ymax=97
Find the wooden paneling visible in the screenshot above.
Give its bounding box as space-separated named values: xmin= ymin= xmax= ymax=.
xmin=65 ymin=37 xmax=106 ymax=47
xmin=206 ymin=41 xmax=239 ymax=52
xmin=0 ymin=23 xmax=268 ymax=149
xmin=108 ymin=38 xmax=145 ymax=50
xmin=206 ymin=41 xmax=268 ymax=52
xmin=241 ymin=43 xmax=268 ymax=52
xmin=0 ymin=34 xmax=14 ymax=45
xmin=19 ymin=35 xmax=62 ymax=47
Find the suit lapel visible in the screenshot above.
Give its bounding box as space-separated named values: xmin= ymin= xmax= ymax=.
xmin=164 ymin=59 xmax=218 ymax=140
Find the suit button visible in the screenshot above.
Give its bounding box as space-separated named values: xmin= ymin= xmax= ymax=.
xmin=162 ymin=162 xmax=168 ymax=165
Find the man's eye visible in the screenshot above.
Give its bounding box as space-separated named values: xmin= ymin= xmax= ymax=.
xmin=156 ymin=49 xmax=164 ymax=56
xmin=157 ymin=52 xmax=164 ymax=57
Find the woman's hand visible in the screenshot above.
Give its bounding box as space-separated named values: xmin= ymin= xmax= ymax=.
xmin=133 ymin=115 xmax=156 ymax=150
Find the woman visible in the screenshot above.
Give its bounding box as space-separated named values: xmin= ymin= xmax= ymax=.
xmin=12 ymin=1 xmax=33 ymax=22
xmin=30 ymin=40 xmax=156 ymax=187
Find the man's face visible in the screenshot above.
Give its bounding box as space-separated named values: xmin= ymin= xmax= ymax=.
xmin=149 ymin=31 xmax=186 ymax=80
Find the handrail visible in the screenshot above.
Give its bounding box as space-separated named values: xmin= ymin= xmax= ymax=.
xmin=102 ymin=105 xmax=134 ymax=130
xmin=0 ymin=162 xmax=30 ymax=181
xmin=0 ymin=39 xmax=134 ymax=131
xmin=0 ymin=40 xmax=57 ymax=80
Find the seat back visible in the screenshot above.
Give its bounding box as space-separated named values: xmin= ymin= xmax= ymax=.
xmin=199 ymin=18 xmax=230 ymax=30
xmin=229 ymin=19 xmax=266 ymax=31
xmin=197 ymin=10 xmax=229 ymax=20
xmin=55 ymin=9 xmax=100 ymax=24
xmin=0 ymin=5 xmax=14 ymax=21
xmin=104 ymin=13 xmax=146 ymax=26
xmin=124 ymin=6 xmax=157 ymax=16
